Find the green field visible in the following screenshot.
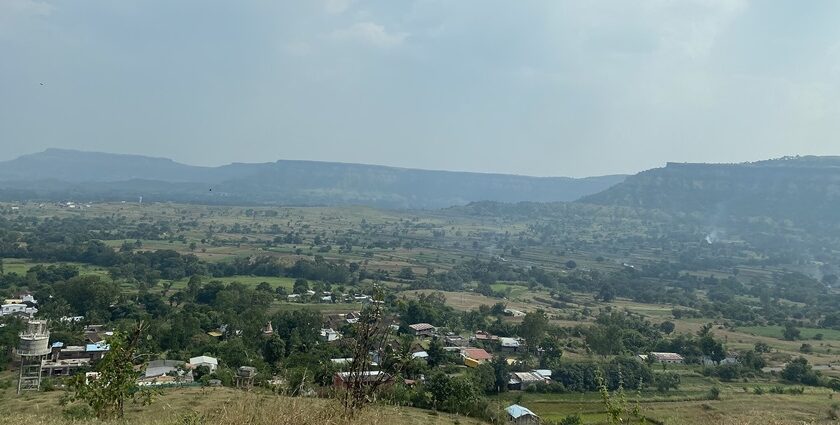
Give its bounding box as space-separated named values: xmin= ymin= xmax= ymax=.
xmin=736 ymin=326 xmax=840 ymax=342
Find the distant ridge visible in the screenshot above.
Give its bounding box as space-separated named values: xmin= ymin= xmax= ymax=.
xmin=580 ymin=156 xmax=840 ymax=223
xmin=0 ymin=149 xmax=626 ymax=209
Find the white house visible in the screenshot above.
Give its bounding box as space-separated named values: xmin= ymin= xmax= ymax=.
xmin=506 ymin=404 xmax=540 ymax=425
xmin=638 ymin=352 xmax=684 ymax=364
xmin=320 ymin=328 xmax=342 ymax=342
xmin=188 ymin=355 xmax=219 ymax=372
xmin=500 ymin=337 xmax=521 ymax=352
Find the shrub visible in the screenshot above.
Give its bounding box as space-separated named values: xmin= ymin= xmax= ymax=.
xmin=706 ymin=387 xmax=721 ymax=400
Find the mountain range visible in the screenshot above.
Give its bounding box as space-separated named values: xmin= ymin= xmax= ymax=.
xmin=0 ymin=149 xmax=626 ymax=209
xmin=581 ymin=156 xmax=840 ymax=223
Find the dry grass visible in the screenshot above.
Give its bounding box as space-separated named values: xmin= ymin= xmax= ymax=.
xmin=0 ymin=387 xmax=484 ymax=425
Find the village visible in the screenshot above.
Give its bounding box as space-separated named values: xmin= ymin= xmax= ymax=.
xmin=4 ymin=289 xmax=698 ymax=425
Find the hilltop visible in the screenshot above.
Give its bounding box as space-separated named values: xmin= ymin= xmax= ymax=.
xmin=0 ymin=149 xmax=624 ymax=209
xmin=580 ymin=156 xmax=840 ymax=223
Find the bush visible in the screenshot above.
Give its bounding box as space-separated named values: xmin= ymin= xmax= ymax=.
xmin=62 ymin=404 xmax=94 ymax=420
xmin=706 ymin=386 xmax=721 ymax=400
xmin=753 ymin=386 xmax=765 ymax=395
xmin=768 ymin=386 xmax=785 ymax=394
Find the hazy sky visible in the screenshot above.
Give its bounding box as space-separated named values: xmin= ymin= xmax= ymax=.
xmin=2 ymin=1 xmax=840 ymax=177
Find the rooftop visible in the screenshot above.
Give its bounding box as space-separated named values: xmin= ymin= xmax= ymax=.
xmin=506 ymin=404 xmax=538 ymax=419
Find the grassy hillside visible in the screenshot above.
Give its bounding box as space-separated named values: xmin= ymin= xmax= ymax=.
xmin=0 ymin=383 xmax=485 ymax=425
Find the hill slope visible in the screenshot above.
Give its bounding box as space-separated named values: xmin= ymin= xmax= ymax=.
xmin=0 ymin=149 xmax=625 ymax=208
xmin=581 ymin=156 xmax=840 ymax=223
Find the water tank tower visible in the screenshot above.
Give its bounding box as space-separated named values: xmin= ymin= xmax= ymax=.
xmin=17 ymin=319 xmax=50 ymax=393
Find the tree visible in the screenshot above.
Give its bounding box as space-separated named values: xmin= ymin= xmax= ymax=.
xmin=781 ymin=357 xmax=820 ymax=386
xmin=565 ymin=260 xmax=577 ymax=270
xmin=64 ymin=323 xmax=156 ymax=419
xmin=340 ymin=287 xmax=399 ymax=419
xmin=783 ymin=323 xmax=801 ymax=341
xmin=426 ymin=336 xmax=446 ymax=367
xmin=598 ymin=284 xmax=615 ymax=302
xmin=263 ymin=335 xmax=286 ymax=365
xmin=519 ymin=310 xmax=549 ymax=354
xmin=471 ymin=363 xmax=497 ymax=395
xmin=489 ymin=355 xmax=510 ymax=394
xmin=397 ymin=267 xmax=415 ymax=280
xmin=293 ymin=278 xmax=310 ymax=294
xmin=655 ymin=372 xmax=680 ymax=392
xmin=540 ymin=337 xmax=563 ymax=371
xmin=699 ymin=335 xmax=726 ymax=365
xmin=658 ymin=321 xmax=676 ymax=335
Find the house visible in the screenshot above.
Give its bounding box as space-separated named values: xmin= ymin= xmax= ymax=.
xmin=508 ymin=372 xmax=549 ymax=391
xmin=411 ymin=351 xmax=429 ymax=362
xmin=445 ymin=335 xmax=469 ymax=347
xmin=409 ymin=323 xmax=436 ymax=337
xmin=320 ymin=328 xmax=342 ymax=342
xmin=461 ymin=348 xmax=493 ymax=367
xmin=188 ymin=355 xmax=219 ymax=372
xmin=41 ymin=357 xmax=90 ymax=376
xmin=145 ymin=360 xmax=184 ymax=378
xmin=532 ymin=369 xmax=552 ymax=380
xmin=140 ymin=360 xmax=193 ymax=386
xmin=500 ymin=337 xmax=521 ymax=352
xmin=59 ymin=316 xmax=85 ymax=323
xmin=506 ymin=404 xmax=540 ymax=425
xmin=504 ymin=308 xmax=526 ymax=317
xmin=331 ymin=358 xmax=354 ymax=366
xmin=287 ymin=294 xmax=301 ymax=302
xmin=474 ymin=331 xmax=499 ymax=342
xmin=84 ymin=325 xmax=113 ymax=344
xmin=702 ymin=355 xmax=738 ymax=366
xmin=333 ymin=371 xmax=392 ymax=389
xmin=0 ymin=303 xmax=36 ymax=317
xmin=639 ymin=352 xmax=684 ymax=364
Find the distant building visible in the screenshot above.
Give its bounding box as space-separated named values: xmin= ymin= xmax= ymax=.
xmin=461 ymin=348 xmax=493 ymax=367
xmin=188 ymin=355 xmax=218 ymax=372
xmin=408 ymin=323 xmax=436 ymax=337
xmin=638 ymin=352 xmax=684 ymax=364
xmin=505 ymin=404 xmax=540 ymax=425
xmin=445 ymin=335 xmax=469 ymax=347
xmin=139 ymin=360 xmax=192 ymax=386
xmin=411 ymin=351 xmax=429 ymax=362
xmin=320 ymin=328 xmax=342 ymax=342
xmin=474 ymin=331 xmax=499 ymax=342
xmin=508 ymin=372 xmax=549 ymax=391
xmin=500 ymin=337 xmax=521 ymax=352
xmin=0 ymin=304 xmax=36 ymax=317
xmin=504 ymin=308 xmax=526 ymax=317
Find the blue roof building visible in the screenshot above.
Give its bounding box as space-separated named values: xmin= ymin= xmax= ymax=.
xmin=505 ymin=404 xmax=540 ymax=424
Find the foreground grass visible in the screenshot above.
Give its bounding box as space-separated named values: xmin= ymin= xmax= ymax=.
xmin=0 ymin=386 xmax=484 ymax=425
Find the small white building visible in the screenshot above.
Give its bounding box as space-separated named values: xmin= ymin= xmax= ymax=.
xmin=320 ymin=328 xmax=342 ymax=342
xmin=504 ymin=308 xmax=526 ymax=317
xmin=188 ymin=355 xmax=219 ymax=372
xmin=638 ymin=352 xmax=684 ymax=364
xmin=500 ymin=337 xmax=521 ymax=352
xmin=506 ymin=404 xmax=540 ymax=425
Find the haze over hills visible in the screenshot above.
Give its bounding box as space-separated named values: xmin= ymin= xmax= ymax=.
xmin=0 ymin=149 xmax=626 ymax=209
xmin=581 ymin=156 xmax=840 ymax=223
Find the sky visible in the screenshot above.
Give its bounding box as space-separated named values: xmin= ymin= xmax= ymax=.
xmin=2 ymin=0 xmax=840 ymax=177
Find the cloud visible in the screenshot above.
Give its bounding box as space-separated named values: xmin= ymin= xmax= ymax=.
xmin=330 ymin=22 xmax=407 ymax=48
xmin=0 ymin=0 xmax=54 ymax=38
xmin=0 ymin=0 xmax=53 ymax=17
xmin=324 ymin=0 xmax=351 ymax=15
xmin=283 ymin=40 xmax=312 ymax=56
